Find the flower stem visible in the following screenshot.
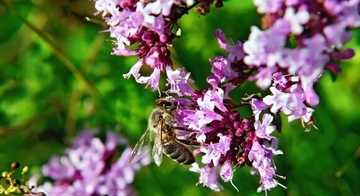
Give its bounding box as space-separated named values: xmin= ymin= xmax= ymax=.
xmin=2 ymin=0 xmax=102 ymax=104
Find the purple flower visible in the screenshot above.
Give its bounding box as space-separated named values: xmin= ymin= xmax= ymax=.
xmin=254 ymin=114 xmax=276 ymax=140
xmin=94 ymin=0 xmax=226 ymax=91
xmin=209 ymin=56 xmax=231 ymax=82
xmin=323 ymin=0 xmax=360 ymax=48
xmin=157 ymin=28 xmax=286 ymax=193
xmin=264 ymin=138 xmax=283 ymax=157
xmin=282 ymin=7 xmax=310 ymax=35
xmin=93 ymin=0 xmax=170 ymax=91
xmin=200 ymin=143 xmax=222 ymax=166
xmin=220 ymin=159 xmax=233 ymax=182
xmin=200 ymin=133 xmax=232 ymax=166
xmin=189 ymin=163 xmax=223 ymax=192
xmin=136 ymin=68 xmax=161 ymax=91
xmin=42 ymin=156 xmax=76 ymax=180
xmin=251 ymin=98 xmax=270 ymax=120
xmin=263 ymin=83 xmax=314 ymax=123
xmin=201 ymin=88 xmax=227 ymax=112
xmin=253 ymin=0 xmax=283 ymax=13
xmin=183 ymin=109 xmax=222 ymax=132
xmin=217 ymin=133 xmax=232 ymax=154
xmin=165 ymin=66 xmax=195 ymax=96
xmin=248 ymin=139 xmax=284 ymax=192
xmin=35 ymin=129 xmax=150 ymax=196
xmin=180 ymin=90 xmax=225 ymax=133
xmin=248 ymin=141 xmax=267 ymax=169
xmin=243 ymin=22 xmax=288 ymax=69
xmin=214 ymin=29 xmax=245 ymax=64
xmin=251 ymin=66 xmax=278 ymax=90
xmin=244 ymin=0 xmax=360 ymax=107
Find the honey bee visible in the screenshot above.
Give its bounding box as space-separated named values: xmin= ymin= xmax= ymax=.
xmin=130 ymin=98 xmax=196 ymax=166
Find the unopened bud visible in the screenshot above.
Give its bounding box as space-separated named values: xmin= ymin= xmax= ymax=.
xmin=21 ymin=166 xmax=29 ymax=175
xmin=2 ymin=171 xmax=7 ymax=177
xmin=11 ymin=162 xmax=20 ymax=170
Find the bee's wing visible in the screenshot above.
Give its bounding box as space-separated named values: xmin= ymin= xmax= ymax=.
xmin=152 ymin=127 xmax=163 ymax=166
xmin=129 ymin=129 xmax=151 ymax=163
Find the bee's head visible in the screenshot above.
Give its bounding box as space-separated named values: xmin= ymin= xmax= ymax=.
xmin=155 ymin=98 xmax=177 ymax=112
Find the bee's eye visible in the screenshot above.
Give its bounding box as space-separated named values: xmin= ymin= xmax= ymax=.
xmin=155 ymin=98 xmax=177 ymax=110
xmin=162 ymin=101 xmax=173 ymax=108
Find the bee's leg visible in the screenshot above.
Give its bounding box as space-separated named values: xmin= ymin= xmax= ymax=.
xmin=174 ymin=126 xmax=192 ymax=132
xmin=163 ymin=115 xmax=174 ymax=128
xmin=176 ymin=138 xmax=201 ymax=146
xmin=173 ymin=126 xmax=197 ymax=137
xmin=173 ymin=127 xmax=200 ymax=146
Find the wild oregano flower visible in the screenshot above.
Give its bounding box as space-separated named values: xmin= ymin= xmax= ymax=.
xmin=34 ymin=129 xmax=150 ymax=196
xmin=245 ymin=0 xmax=360 ymax=107
xmin=163 ymin=31 xmax=285 ymax=192
xmin=94 ymin=0 xmax=225 ymax=91
xmin=93 ymin=0 xmax=360 ymax=194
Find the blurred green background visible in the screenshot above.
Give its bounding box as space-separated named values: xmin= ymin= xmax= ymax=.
xmin=0 ymin=0 xmax=360 ymax=196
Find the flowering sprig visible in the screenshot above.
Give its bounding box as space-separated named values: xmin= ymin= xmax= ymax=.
xmin=34 ymin=129 xmax=150 ymax=196
xmin=165 ymin=29 xmax=285 ymax=192
xmin=245 ymin=0 xmax=360 ymax=107
xmin=94 ymin=0 xmax=225 ymax=91
xmin=94 ymin=0 xmax=360 ymax=194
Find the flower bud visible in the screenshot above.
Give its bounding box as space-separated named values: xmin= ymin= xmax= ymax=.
xmin=11 ymin=162 xmax=20 ymax=170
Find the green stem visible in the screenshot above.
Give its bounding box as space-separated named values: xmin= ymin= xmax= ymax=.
xmin=2 ymin=0 xmax=102 ymax=104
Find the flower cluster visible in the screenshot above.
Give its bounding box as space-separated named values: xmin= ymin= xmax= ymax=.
xmin=247 ymin=0 xmax=360 ymax=107
xmin=167 ymin=29 xmax=285 ymax=192
xmin=34 ymin=129 xmax=150 ymax=196
xmin=94 ymin=0 xmax=360 ymax=194
xmin=94 ymin=0 xmax=225 ymax=91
